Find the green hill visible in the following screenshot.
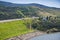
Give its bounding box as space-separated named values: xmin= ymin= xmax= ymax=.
xmin=0 ymin=1 xmax=60 ymax=20
xmin=0 ymin=6 xmax=60 ymax=20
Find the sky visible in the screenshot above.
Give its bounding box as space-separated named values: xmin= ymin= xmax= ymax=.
xmin=0 ymin=0 xmax=60 ymax=8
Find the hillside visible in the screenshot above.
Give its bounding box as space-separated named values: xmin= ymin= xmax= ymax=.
xmin=0 ymin=1 xmax=60 ymax=20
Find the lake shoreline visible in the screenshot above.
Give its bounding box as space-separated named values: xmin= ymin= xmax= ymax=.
xmin=6 ymin=31 xmax=46 ymax=40
xmin=6 ymin=31 xmax=60 ymax=40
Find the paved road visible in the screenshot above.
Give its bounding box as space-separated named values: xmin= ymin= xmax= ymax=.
xmin=0 ymin=17 xmax=39 ymax=23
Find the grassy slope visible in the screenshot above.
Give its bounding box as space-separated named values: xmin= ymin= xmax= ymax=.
xmin=0 ymin=20 xmax=33 ymax=40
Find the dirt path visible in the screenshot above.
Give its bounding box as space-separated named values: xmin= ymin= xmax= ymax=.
xmin=6 ymin=31 xmax=46 ymax=40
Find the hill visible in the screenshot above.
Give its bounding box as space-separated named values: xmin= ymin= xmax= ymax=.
xmin=0 ymin=1 xmax=60 ymax=20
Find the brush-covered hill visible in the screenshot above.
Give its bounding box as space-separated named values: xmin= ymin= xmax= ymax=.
xmin=0 ymin=1 xmax=60 ymax=20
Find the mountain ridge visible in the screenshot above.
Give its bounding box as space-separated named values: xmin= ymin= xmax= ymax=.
xmin=0 ymin=1 xmax=60 ymax=9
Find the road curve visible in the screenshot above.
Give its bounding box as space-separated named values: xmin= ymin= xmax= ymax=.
xmin=0 ymin=17 xmax=39 ymax=23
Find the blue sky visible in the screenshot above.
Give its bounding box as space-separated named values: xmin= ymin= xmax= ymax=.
xmin=0 ymin=0 xmax=60 ymax=8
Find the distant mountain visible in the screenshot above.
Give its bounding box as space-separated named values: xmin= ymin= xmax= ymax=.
xmin=0 ymin=1 xmax=60 ymax=8
xmin=0 ymin=1 xmax=14 ymax=6
xmin=0 ymin=1 xmax=60 ymax=20
xmin=0 ymin=1 xmax=47 ymax=7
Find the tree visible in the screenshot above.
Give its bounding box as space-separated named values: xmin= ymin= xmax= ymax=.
xmin=23 ymin=18 xmax=33 ymax=30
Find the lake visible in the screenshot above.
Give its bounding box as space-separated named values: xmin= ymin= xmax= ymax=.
xmin=30 ymin=32 xmax=60 ymax=40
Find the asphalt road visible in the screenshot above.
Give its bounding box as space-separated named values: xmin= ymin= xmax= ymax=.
xmin=0 ymin=17 xmax=39 ymax=23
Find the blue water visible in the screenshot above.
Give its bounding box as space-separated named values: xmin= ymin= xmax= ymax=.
xmin=30 ymin=32 xmax=60 ymax=40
